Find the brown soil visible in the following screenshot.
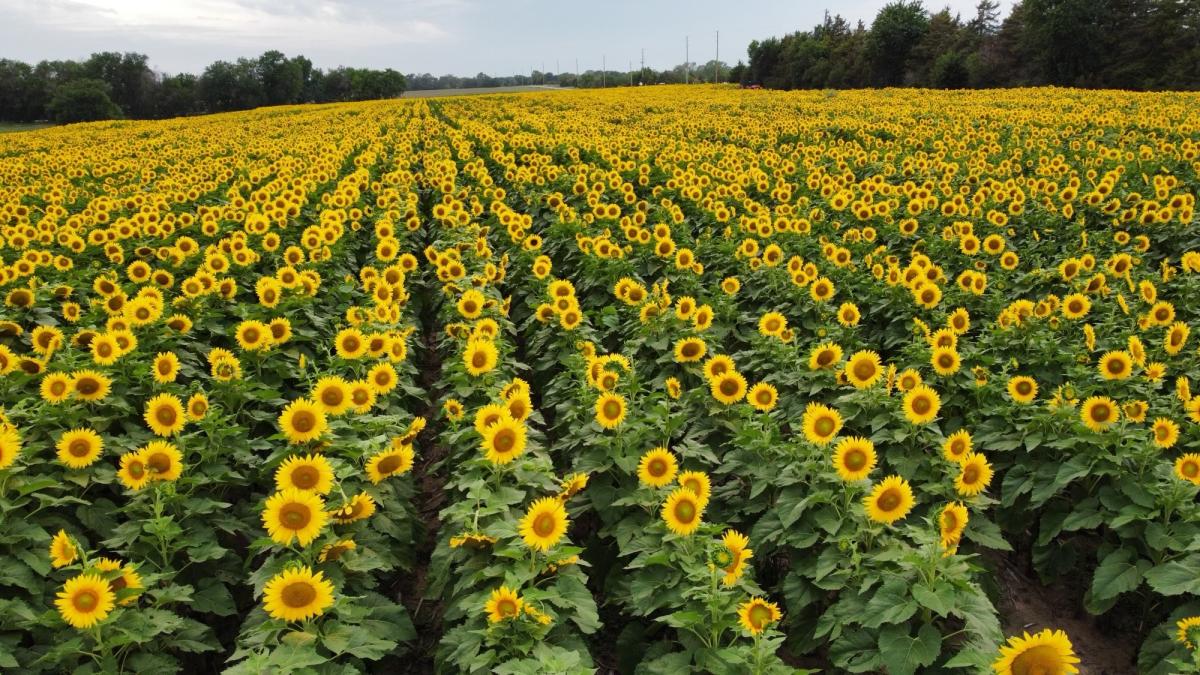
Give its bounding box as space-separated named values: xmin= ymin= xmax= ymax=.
xmin=995 ymin=556 xmax=1137 ymax=674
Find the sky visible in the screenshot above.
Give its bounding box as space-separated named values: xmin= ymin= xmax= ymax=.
xmin=0 ymin=0 xmax=1004 ymax=77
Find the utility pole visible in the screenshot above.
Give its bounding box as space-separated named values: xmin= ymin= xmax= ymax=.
xmin=602 ymin=55 xmax=606 ymax=87
xmin=629 ymin=61 xmax=633 ymax=86
xmin=640 ymin=48 xmax=645 ymax=85
xmin=715 ymin=30 xmax=719 ymax=84
xmin=685 ymin=35 xmax=689 ymax=84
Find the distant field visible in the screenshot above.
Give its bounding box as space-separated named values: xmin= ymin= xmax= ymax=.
xmin=402 ymin=84 xmax=566 ymax=98
xmin=0 ymin=122 xmax=52 ymax=133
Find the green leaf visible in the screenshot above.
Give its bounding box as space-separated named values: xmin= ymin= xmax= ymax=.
xmin=861 ymin=578 xmax=918 ymax=628
xmin=912 ymin=582 xmax=955 ymax=617
xmin=1091 ymin=549 xmax=1149 ymax=603
xmin=1144 ymin=556 xmax=1200 ymax=596
xmin=878 ymin=622 xmax=942 ymax=675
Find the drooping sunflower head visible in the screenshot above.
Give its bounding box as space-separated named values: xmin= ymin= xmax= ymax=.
xmin=939 ymin=502 xmax=969 ymax=548
xmin=864 ymin=475 xmax=915 ymax=525
xmin=263 ymin=566 xmax=335 ymax=623
xmin=992 ymin=628 xmax=1080 ymax=675
xmin=49 ymin=529 xmax=78 ymax=568
xmin=637 ymin=447 xmax=678 ymax=488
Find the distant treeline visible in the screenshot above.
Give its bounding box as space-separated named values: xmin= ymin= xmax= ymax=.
xmin=405 ymin=61 xmax=736 ymax=90
xmin=741 ymin=0 xmax=1200 ymax=90
xmin=0 ymin=51 xmax=407 ymax=124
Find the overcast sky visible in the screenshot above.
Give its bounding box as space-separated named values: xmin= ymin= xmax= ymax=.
xmin=0 ymin=0 xmax=1004 ymax=76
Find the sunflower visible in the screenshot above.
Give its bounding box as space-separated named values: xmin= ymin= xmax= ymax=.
xmin=993 ymin=628 xmax=1080 ymax=675
xmin=485 ymin=585 xmax=524 ymax=623
xmin=836 ymin=302 xmax=861 ymax=327
xmin=348 ymin=380 xmax=376 ymax=413
xmin=1007 ymin=376 xmax=1038 ymax=404
xmin=312 ymin=376 xmax=352 ymax=416
xmin=942 ymin=429 xmax=973 ymax=463
xmin=903 ymin=384 xmax=941 ymax=424
xmin=480 ymin=417 xmax=527 ymax=464
xmin=91 ymin=334 xmax=120 ymax=365
xmin=1177 ymin=616 xmax=1200 ymax=650
xmin=279 ymin=399 xmax=328 ymax=444
xmin=677 ymin=470 xmax=712 ymax=507
xmin=366 ymin=443 xmax=414 ymax=483
xmin=1175 ymin=454 xmax=1200 ymax=485
xmin=0 ymin=428 xmax=23 ymax=471
xmin=1098 ymin=351 xmax=1132 ymax=380
xmin=262 ymin=566 xmax=335 ymax=622
xmin=152 ymin=352 xmax=180 ymax=383
xmin=710 ymin=371 xmax=748 ymax=404
xmin=931 ymin=347 xmax=961 ymax=376
xmin=463 ymin=339 xmax=499 ymax=376
xmin=845 ymin=350 xmax=883 ymax=388
xmin=808 ymin=342 xmax=843 ymax=370
xmin=334 ymin=328 xmax=367 ymax=359
xmin=758 ymin=312 xmax=787 ymax=337
xmin=638 ymin=447 xmax=678 ymax=487
xmin=56 ymin=428 xmax=103 ymax=469
xmin=142 ymin=440 xmax=183 ymax=481
xmin=747 ymin=382 xmax=778 ymax=412
xmin=41 ymin=372 xmax=73 ymax=403
xmin=1080 ymin=396 xmax=1119 ymax=432
xmin=262 ymin=489 xmax=328 ymax=547
xmin=55 ymin=573 xmax=115 ymax=629
xmin=704 ymin=354 xmax=736 ymax=380
xmin=594 ymin=392 xmax=627 ymax=429
xmin=235 ymin=320 xmax=272 ymax=351
xmin=93 ymin=557 xmax=142 ymax=605
xmin=519 ymin=497 xmax=569 ymax=551
xmin=737 ymin=597 xmax=782 ymax=635
xmin=276 ymin=453 xmax=334 ymax=494
xmin=718 ymin=530 xmax=753 ymax=586
xmin=367 ymin=362 xmax=398 ymax=394
xmin=955 ymin=452 xmax=993 ymax=497
xmin=318 ymin=539 xmax=357 ymax=563
xmin=117 ymin=450 xmax=151 ymax=490
xmin=662 ymin=487 xmax=705 ymax=536
xmin=833 ymin=436 xmax=876 ymax=481
xmin=331 ymin=492 xmax=376 ymax=524
xmin=72 ymin=370 xmax=112 ymax=402
xmin=802 ymin=402 xmax=843 ymax=446
xmin=939 ymin=502 xmax=969 ymax=549
xmin=144 ymin=393 xmax=186 ymax=436
xmin=1151 ymin=418 xmax=1179 ymax=449
xmin=187 ymin=393 xmax=209 ymax=421
xmin=864 ymin=475 xmax=915 ymax=524
xmin=673 ymin=337 xmax=707 ymax=363
xmin=1061 ymin=294 xmax=1090 ymax=319
xmin=49 ymin=530 xmax=78 ymax=568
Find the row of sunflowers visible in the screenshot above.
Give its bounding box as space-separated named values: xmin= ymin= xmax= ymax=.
xmin=1 ymin=85 xmax=1200 ymax=673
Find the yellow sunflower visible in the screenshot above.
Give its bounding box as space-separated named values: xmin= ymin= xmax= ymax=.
xmin=955 ymin=452 xmax=994 ymax=497
xmin=187 ymin=393 xmax=209 ymax=421
xmin=747 ymin=382 xmax=778 ymax=412
xmin=931 ymin=347 xmax=961 ymax=376
xmin=485 ymin=585 xmax=524 ymax=623
xmin=802 ymin=402 xmax=843 ymax=446
xmin=263 ymin=566 xmax=335 ymax=622
xmin=1080 ymin=396 xmax=1119 ymax=432
xmin=367 ymin=362 xmax=399 ymax=394
xmin=710 ymin=371 xmax=748 ymax=405
xmin=638 ymin=447 xmax=678 ymax=488
xmin=41 ymin=372 xmax=73 ymax=403
xmin=845 ymin=350 xmax=883 ymax=388
xmin=1177 ymin=616 xmax=1200 ymax=650
xmin=939 ymin=502 xmax=969 ymax=549
xmin=56 ymin=573 xmax=116 ymax=629
xmin=262 ymin=489 xmax=328 ymax=547
xmin=49 ymin=530 xmax=78 ymax=568
xmin=366 ymin=443 xmax=414 ymax=483
xmin=833 ymin=436 xmax=876 ymax=481
xmin=992 ymin=628 xmax=1080 ymax=675
xmin=662 ymin=487 xmax=705 ymax=536
xmin=152 ymin=352 xmax=180 ymax=383
xmin=91 ymin=334 xmax=120 ymax=365
xmin=318 ymin=539 xmax=357 ymax=563
xmin=1151 ymin=418 xmax=1179 ymax=449
xmin=334 ymin=327 xmax=367 ymax=359
xmin=56 ymin=428 xmax=103 ymax=469
xmin=279 ymin=399 xmax=328 ymax=444
xmin=1175 ymin=454 xmax=1200 ymax=485
xmin=674 ymin=337 xmax=707 ymax=363
xmin=718 ymin=530 xmax=753 ymax=586
xmin=480 ymin=417 xmax=527 ymax=464
xmin=808 ymin=342 xmax=844 ymax=371
xmin=142 ymin=440 xmax=183 ymax=482
xmin=677 ymin=470 xmax=712 ymax=507
xmin=903 ymin=384 xmax=941 ymax=424
xmin=117 ymin=450 xmax=152 ymax=490
xmin=519 ymin=497 xmax=569 ymax=551
xmin=144 ymin=393 xmax=186 ymax=437
xmin=0 ymin=426 xmax=20 ymax=471
xmin=93 ymin=557 xmax=142 ymax=605
xmin=942 ymin=429 xmax=973 ymax=463
xmin=331 ymin=492 xmax=376 ymax=524
xmin=864 ymin=475 xmax=915 ymax=524
xmin=1007 ymin=376 xmax=1038 ymax=404
xmin=704 ymin=354 xmax=736 ymax=380
xmin=235 ymin=320 xmax=272 ymax=351
xmin=275 ymin=453 xmax=334 ymax=494
xmin=737 ymin=597 xmax=782 ymax=635
xmin=463 ymin=339 xmax=499 ymax=376
xmin=594 ymin=392 xmax=627 ymax=429
xmin=1097 ymin=351 xmax=1133 ymax=380
xmin=72 ymin=370 xmax=112 ymax=402
xmin=312 ymin=376 xmax=353 ymax=416
xmin=837 ymin=302 xmax=861 ymax=326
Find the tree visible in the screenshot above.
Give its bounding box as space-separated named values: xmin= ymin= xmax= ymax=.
xmin=867 ymin=1 xmax=930 ymax=86
xmin=256 ymin=50 xmax=304 ymax=106
xmin=46 ymin=78 xmax=121 ymax=123
xmin=157 ymin=73 xmax=198 ymax=118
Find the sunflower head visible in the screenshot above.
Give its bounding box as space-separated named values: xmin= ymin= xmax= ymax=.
xmin=864 ymin=475 xmax=915 ymax=525
xmin=263 ymin=566 xmax=335 ymax=622
xmin=519 ymin=497 xmax=569 ymax=552
xmin=993 ymin=628 xmax=1080 ymax=675
xmin=662 ymin=486 xmax=705 ymax=536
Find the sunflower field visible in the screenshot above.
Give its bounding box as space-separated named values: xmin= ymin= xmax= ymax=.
xmin=1 ymin=85 xmax=1199 ymax=674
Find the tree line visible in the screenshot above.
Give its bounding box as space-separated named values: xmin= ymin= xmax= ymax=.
xmin=405 ymin=60 xmax=736 ymax=90
xmin=0 ymin=50 xmax=407 ymax=124
xmin=741 ymin=0 xmax=1200 ymax=90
